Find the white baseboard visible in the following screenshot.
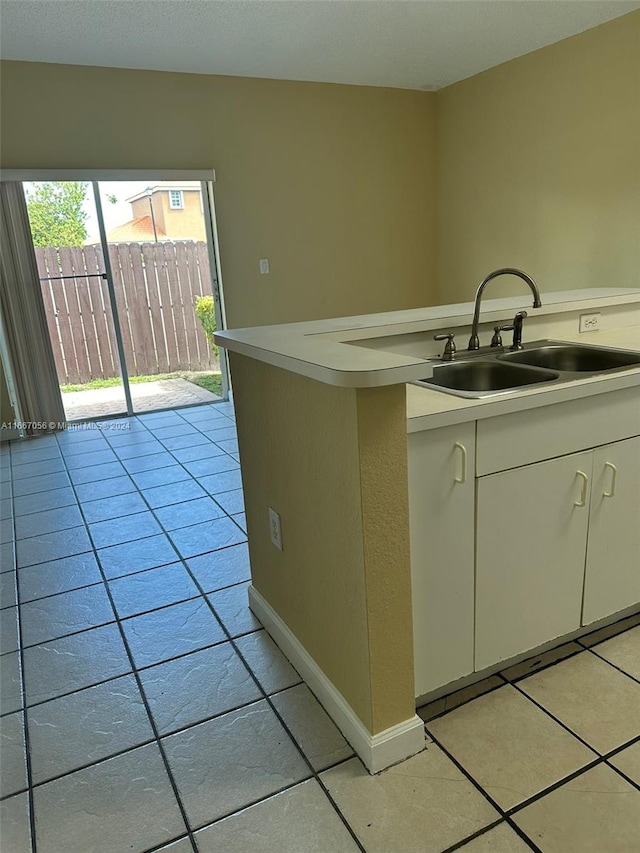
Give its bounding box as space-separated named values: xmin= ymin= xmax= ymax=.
xmin=248 ymin=585 xmax=425 ymax=774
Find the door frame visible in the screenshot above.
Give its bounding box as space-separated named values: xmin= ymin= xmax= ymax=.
xmin=1 ymin=168 xmax=228 ymax=415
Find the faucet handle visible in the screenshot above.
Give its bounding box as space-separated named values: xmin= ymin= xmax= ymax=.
xmin=434 ymin=332 xmax=456 ymax=361
xmin=490 ymin=324 xmax=514 ymax=348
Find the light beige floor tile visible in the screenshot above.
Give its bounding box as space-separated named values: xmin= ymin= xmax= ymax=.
xmin=501 ymin=642 xmax=582 ymax=682
xmin=33 ymin=743 xmax=186 ymax=853
xmin=591 ymin=626 xmax=640 ymax=681
xmin=609 ymin=742 xmax=640 ymax=785
xmin=519 ymin=651 xmax=640 ymax=754
xmin=321 ymin=745 xmax=499 ymax=853
xmin=0 ymin=711 xmax=27 ymax=797
xmin=0 ymin=792 xmax=31 ymax=853
xmin=163 ymin=700 xmax=310 ymax=829
xmin=28 ymin=674 xmax=154 ymax=783
xmin=234 ymin=630 xmax=301 ymax=694
xmin=156 ymin=839 xmax=194 ymax=852
xmin=271 ymin=684 xmax=354 ymax=770
xmin=195 ymin=779 xmax=361 ymax=853
xmin=427 ymin=685 xmax=595 ymax=810
xmin=456 ymin=822 xmax=532 ymax=852
xmin=514 ymin=764 xmax=640 ymax=853
xmin=418 ymin=675 xmax=503 ymax=723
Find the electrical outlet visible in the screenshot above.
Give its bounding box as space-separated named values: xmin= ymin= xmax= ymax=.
xmin=579 ymin=312 xmax=601 ymax=333
xmin=259 ymin=258 xmax=270 ymax=275
xmin=269 ymin=507 xmax=283 ymax=551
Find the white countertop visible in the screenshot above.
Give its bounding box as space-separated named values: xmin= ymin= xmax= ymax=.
xmin=216 ymin=288 xmax=640 ymax=388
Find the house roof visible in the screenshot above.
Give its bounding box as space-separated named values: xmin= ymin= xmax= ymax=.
xmin=106 ymin=215 xmax=168 ymax=243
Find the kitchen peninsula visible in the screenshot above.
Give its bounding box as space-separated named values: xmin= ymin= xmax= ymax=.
xmin=215 ymin=287 xmax=640 ymax=773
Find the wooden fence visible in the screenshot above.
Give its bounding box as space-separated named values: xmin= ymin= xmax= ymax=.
xmin=35 ymin=242 xmax=217 ymax=385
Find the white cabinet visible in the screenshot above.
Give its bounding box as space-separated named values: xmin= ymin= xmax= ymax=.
xmin=409 ymin=422 xmax=475 ymax=698
xmin=583 ymin=437 xmax=640 ymax=625
xmin=409 ymin=388 xmax=640 ymax=697
xmin=475 ymin=435 xmax=640 ymax=670
xmin=475 ymin=452 xmax=591 ymax=670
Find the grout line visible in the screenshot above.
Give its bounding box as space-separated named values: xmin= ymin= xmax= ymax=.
xmin=417 ymin=678 xmax=507 ymax=724
xmin=439 ymin=818 xmax=532 ymax=853
xmin=13 ymin=555 xmax=243 ymax=605
xmin=125 ymin=465 xmax=367 ymax=852
xmin=11 ymin=412 xmax=632 ymax=853
xmin=602 ymin=733 xmax=640 ymax=793
xmin=506 ymin=646 xmax=586 ymax=685
xmin=7 ymin=446 xmax=38 ymax=853
xmin=504 ymin=755 xmax=610 ymax=819
xmin=585 ymin=645 xmax=640 ymax=687
xmin=424 ymin=728 xmax=544 ymax=853
xmin=54 ymin=452 xmax=201 ymax=852
xmin=2 ymin=634 xmax=241 ymax=718
xmin=509 ymin=678 xmax=620 ymax=758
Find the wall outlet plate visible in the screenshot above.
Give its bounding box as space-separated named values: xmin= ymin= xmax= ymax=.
xmin=269 ymin=507 xmax=283 ymax=550
xmin=259 ymin=258 xmax=270 ymax=274
xmin=579 ymin=312 xmax=601 ymax=333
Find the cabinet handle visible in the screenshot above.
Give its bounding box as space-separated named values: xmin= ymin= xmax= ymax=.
xmin=574 ymin=470 xmax=589 ymax=507
xmin=454 ymin=442 xmax=467 ymax=484
xmin=603 ymin=462 xmax=617 ymax=498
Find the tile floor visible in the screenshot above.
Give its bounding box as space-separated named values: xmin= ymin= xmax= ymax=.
xmin=1 ymin=403 xmax=639 ymax=853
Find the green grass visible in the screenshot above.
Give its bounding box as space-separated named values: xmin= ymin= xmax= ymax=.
xmin=189 ymin=373 xmax=222 ymax=396
xmin=61 ymin=371 xmax=222 ymax=397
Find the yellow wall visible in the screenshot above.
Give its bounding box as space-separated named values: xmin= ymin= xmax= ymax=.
xmin=435 ymin=11 xmax=640 ymax=304
xmin=230 ymin=353 xmax=415 ymax=733
xmin=0 ymin=61 xmax=437 ymax=329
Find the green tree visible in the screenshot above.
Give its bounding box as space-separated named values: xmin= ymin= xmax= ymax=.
xmin=25 ymin=181 xmax=89 ymax=247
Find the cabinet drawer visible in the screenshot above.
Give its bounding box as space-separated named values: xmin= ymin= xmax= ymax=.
xmin=476 ymin=387 xmax=640 ymax=475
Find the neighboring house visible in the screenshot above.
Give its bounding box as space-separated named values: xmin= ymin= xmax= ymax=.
xmin=124 ymin=182 xmax=205 ymax=242
xmin=84 ymin=182 xmax=206 ymax=245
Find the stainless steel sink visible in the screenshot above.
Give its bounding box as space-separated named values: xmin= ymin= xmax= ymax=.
xmin=499 ymin=341 xmax=640 ymax=372
xmin=423 ymin=361 xmax=557 ymax=397
xmin=412 ymin=339 xmax=640 ymax=399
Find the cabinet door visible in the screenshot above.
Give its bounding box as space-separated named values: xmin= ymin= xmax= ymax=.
xmin=475 ymin=451 xmax=592 ymax=671
xmin=582 ymin=437 xmax=640 ymax=625
xmin=409 ymin=422 xmax=475 ymax=698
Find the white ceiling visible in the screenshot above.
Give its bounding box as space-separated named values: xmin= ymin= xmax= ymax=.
xmin=2 ymin=0 xmax=639 ymax=91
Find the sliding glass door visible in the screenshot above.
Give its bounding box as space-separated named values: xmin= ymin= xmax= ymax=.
xmin=25 ymin=180 xmax=129 ymax=421
xmin=23 ymin=177 xmax=226 ymax=422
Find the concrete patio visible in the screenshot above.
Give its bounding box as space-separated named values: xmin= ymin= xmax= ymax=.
xmin=62 ymin=378 xmax=222 ymax=421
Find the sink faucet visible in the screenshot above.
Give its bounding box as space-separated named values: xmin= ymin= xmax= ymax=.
xmin=468 ymin=268 xmax=542 ymax=350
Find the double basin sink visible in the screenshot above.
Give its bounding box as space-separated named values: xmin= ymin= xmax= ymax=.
xmin=413 ymin=340 xmax=640 ymax=399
